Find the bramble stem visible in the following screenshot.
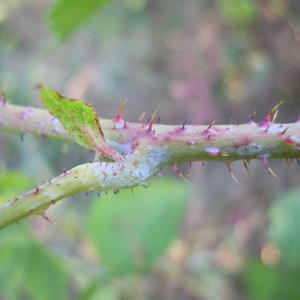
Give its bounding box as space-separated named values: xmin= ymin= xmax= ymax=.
xmin=1 ymin=103 xmax=300 ymax=162
xmin=0 ymin=148 xmax=168 ymax=229
xmin=0 ymin=102 xmax=300 ymax=229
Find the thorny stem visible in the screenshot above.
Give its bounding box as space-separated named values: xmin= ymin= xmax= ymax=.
xmin=0 ymin=101 xmax=300 ymax=228
xmin=0 ymin=148 xmax=168 ymax=229
xmin=1 ymin=103 xmax=300 ymax=161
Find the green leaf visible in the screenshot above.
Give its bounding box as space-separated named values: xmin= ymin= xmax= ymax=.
xmin=242 ymin=259 xmax=300 ymax=300
xmin=269 ymin=188 xmax=300 ymax=267
xmin=0 ymin=228 xmax=32 ymax=300
xmin=40 ymin=86 xmax=121 ymax=160
xmin=88 ymin=285 xmax=120 ymax=300
xmin=87 ymin=178 xmax=188 ymax=275
xmin=24 ymin=242 xmax=69 ymax=300
xmin=0 ymin=227 xmax=69 ymax=300
xmin=243 ymin=259 xmax=279 ymax=300
xmin=0 ymin=171 xmax=33 ymax=204
xmin=49 ymin=0 xmax=114 ymax=40
xmin=220 ymin=0 xmax=256 ymax=27
xmin=0 ymin=171 xmax=69 ymax=300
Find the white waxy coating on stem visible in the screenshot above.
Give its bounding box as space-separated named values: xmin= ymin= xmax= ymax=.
xmin=92 ymin=147 xmax=170 ymax=189
xmin=1 ymin=103 xmax=300 ymax=228
xmin=0 ymin=147 xmax=170 ymax=228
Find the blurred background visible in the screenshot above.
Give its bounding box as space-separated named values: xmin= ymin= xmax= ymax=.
xmin=1 ymin=0 xmax=300 ymax=299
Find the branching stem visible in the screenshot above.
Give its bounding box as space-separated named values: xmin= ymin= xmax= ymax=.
xmin=0 ymin=148 xmax=168 ymax=229
xmin=0 ymin=102 xmax=300 ymax=229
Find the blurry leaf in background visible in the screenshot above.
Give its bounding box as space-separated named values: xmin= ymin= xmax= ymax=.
xmin=242 ymin=189 xmax=300 ymax=300
xmin=24 ymin=241 xmax=69 ymax=300
xmin=0 ymin=170 xmax=33 ymax=204
xmin=242 ymin=259 xmax=279 ymax=300
xmin=0 ymin=227 xmax=69 ymax=300
xmin=269 ymin=188 xmax=300 ymax=267
xmin=0 ymin=227 xmax=31 ymax=300
xmin=124 ymin=0 xmax=148 ymax=12
xmin=87 ymin=178 xmax=188 ymax=275
xmin=0 ymin=172 xmax=70 ymax=300
xmin=242 ymin=259 xmax=300 ymax=300
xmin=86 ymin=284 xmax=120 ymax=300
xmin=219 ymin=0 xmax=257 ymax=27
xmin=49 ymin=0 xmax=114 ymax=40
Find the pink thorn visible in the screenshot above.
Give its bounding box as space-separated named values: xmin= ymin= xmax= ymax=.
xmin=113 ymin=99 xmax=128 ymax=129
xmin=259 ymin=115 xmax=272 ymax=127
xmin=147 ymin=110 xmax=158 ymax=132
xmin=148 ymin=122 xmax=153 ymax=131
xmin=201 ymin=120 xmax=221 ymax=139
xmin=259 ymin=101 xmax=284 ymax=127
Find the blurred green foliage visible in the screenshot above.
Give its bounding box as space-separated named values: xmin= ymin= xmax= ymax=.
xmin=49 ymin=0 xmax=114 ymax=40
xmin=243 ymin=259 xmax=300 ymax=300
xmin=220 ymin=0 xmax=257 ymax=27
xmin=0 ymin=171 xmax=69 ymax=300
xmin=84 ymin=284 xmax=120 ymax=300
xmin=242 ymin=188 xmax=300 ymax=300
xmin=269 ymin=188 xmax=300 ymax=267
xmin=0 ymin=172 xmax=188 ymax=299
xmin=0 ymin=228 xmax=69 ymax=300
xmin=87 ymin=178 xmax=188 ymax=275
xmin=0 ymin=171 xmax=33 ymax=204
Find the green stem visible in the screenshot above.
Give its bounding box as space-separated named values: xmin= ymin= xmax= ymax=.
xmin=0 ymin=148 xmax=167 ymax=229
xmin=1 ymin=102 xmax=300 ymax=229
xmin=1 ymin=103 xmax=300 ymax=162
